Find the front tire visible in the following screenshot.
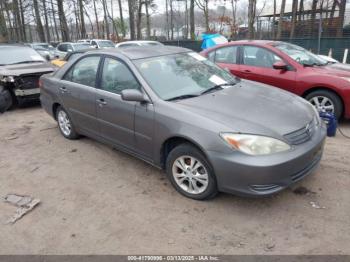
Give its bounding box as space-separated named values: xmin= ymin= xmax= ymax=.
xmin=0 ymin=86 xmax=13 ymax=113
xmin=306 ymin=90 xmax=343 ymax=119
xmin=166 ymin=143 xmax=218 ymax=200
xmin=56 ymin=106 xmax=79 ymax=139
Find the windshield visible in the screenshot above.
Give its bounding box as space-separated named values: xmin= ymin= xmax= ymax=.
xmin=134 ymin=52 xmax=238 ymax=100
xmin=275 ymin=43 xmax=327 ymax=66
xmin=98 ymin=40 xmax=115 ymax=47
xmin=0 ymin=47 xmax=45 ymax=65
xmin=73 ymin=43 xmax=91 ymax=50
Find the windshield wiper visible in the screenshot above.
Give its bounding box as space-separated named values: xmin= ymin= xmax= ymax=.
xmin=166 ymin=94 xmax=199 ymax=101
xmin=201 ymin=83 xmax=237 ymax=95
xmin=9 ymin=60 xmax=44 ymax=65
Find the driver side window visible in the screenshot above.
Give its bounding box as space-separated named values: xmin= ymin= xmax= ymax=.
xmin=243 ymin=46 xmax=282 ymax=68
xmin=100 ymin=58 xmax=140 ymax=94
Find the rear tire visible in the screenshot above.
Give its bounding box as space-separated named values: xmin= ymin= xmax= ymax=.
xmin=0 ymin=86 xmax=13 ymax=113
xmin=166 ymin=143 xmax=218 ymax=200
xmin=56 ymin=106 xmax=79 ymax=140
xmin=305 ymin=90 xmax=343 ymax=119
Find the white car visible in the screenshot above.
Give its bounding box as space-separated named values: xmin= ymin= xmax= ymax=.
xmin=55 ymin=42 xmax=91 ymax=59
xmin=115 ymin=40 xmax=164 ymax=49
xmin=90 ymin=39 xmax=115 ymax=49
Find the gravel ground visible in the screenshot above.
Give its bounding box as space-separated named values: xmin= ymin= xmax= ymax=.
xmin=0 ymin=106 xmax=349 ymax=255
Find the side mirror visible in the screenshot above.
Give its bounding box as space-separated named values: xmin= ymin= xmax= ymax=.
xmin=45 ymin=54 xmax=50 ymax=61
xmin=121 ymin=89 xmax=149 ymax=103
xmin=273 ymin=61 xmax=288 ymax=70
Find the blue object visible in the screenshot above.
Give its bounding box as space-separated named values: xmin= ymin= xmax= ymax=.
xmin=201 ymin=34 xmax=228 ymax=50
xmin=319 ymin=111 xmax=337 ymax=137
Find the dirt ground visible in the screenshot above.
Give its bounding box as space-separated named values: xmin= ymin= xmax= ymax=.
xmin=0 ymin=105 xmax=349 ymax=255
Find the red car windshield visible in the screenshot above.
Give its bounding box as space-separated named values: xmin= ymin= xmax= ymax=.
xmin=275 ymin=43 xmax=327 ymax=66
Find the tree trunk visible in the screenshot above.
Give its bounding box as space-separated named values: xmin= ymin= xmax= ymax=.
xmin=290 ymin=0 xmax=298 ymax=39
xmin=57 ymin=0 xmax=70 ymax=41
xmin=117 ymin=0 xmax=125 ymax=37
xmin=276 ymin=0 xmax=286 ymax=39
xmin=145 ymin=0 xmax=151 ymax=39
xmin=102 ymin=0 xmax=110 ymax=39
xmin=42 ymin=0 xmax=51 ymax=42
xmin=50 ymin=0 xmax=60 ymax=41
xmin=308 ymin=0 xmax=317 ymax=37
xmin=204 ymin=1 xmax=209 ymax=32
xmin=93 ymin=0 xmax=100 ymax=38
xmin=165 ymin=0 xmax=170 ymax=39
xmin=170 ymin=0 xmax=174 ymax=39
xmin=84 ymin=5 xmax=94 ymax=38
xmin=298 ymin=0 xmax=304 ymax=21
xmin=336 ymin=0 xmax=346 ymax=37
xmin=128 ymin=0 xmax=136 ymax=40
xmin=248 ymin=0 xmax=256 ymax=40
xmin=272 ymin=0 xmax=276 ymax=39
xmin=18 ymin=0 xmax=26 ymax=41
xmin=33 ymin=0 xmax=46 ymax=42
xmin=78 ymin=0 xmax=86 ymax=38
xmin=190 ymin=0 xmax=195 ymax=39
xmin=136 ymin=0 xmax=143 ymax=39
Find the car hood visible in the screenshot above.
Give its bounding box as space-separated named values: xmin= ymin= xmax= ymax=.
xmin=0 ymin=62 xmax=54 ymax=76
xmin=308 ymin=64 xmax=350 ymax=77
xmin=176 ymin=80 xmax=314 ymax=137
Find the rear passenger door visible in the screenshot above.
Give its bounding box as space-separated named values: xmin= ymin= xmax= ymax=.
xmin=208 ymin=45 xmax=240 ymax=76
xmin=60 ymin=55 xmax=101 ymax=136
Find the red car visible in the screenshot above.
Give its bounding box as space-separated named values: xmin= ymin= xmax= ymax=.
xmin=200 ymin=40 xmax=350 ymax=119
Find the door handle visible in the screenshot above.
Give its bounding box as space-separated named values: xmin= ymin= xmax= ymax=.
xmin=243 ymin=70 xmax=252 ymax=73
xmin=97 ymin=98 xmax=107 ymax=106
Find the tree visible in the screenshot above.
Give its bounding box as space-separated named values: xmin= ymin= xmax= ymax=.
xmin=247 ymin=0 xmax=256 ymax=39
xmin=42 ymin=0 xmax=51 ymax=42
xmin=101 ymin=0 xmax=110 ymax=39
xmin=336 ymin=0 xmax=346 ymax=37
xmin=117 ymin=0 xmax=126 ymax=37
xmin=93 ymin=0 xmax=100 ymax=38
xmin=309 ymin=0 xmax=318 ymax=37
xmin=33 ymin=0 xmax=46 ymax=41
xmin=272 ymin=0 xmax=276 ymax=39
xmin=57 ymin=0 xmax=70 ymax=41
xmin=195 ymin=0 xmax=209 ymax=32
xmin=136 ymin=0 xmax=143 ymax=39
xmin=51 ymin=0 xmax=61 ymax=41
xmin=190 ymin=0 xmax=195 ymax=39
xmin=78 ymin=0 xmax=86 ymax=38
xmin=290 ymin=0 xmax=298 ymax=39
xmin=128 ymin=0 xmax=136 ymax=40
xmin=276 ymin=0 xmax=286 ymax=39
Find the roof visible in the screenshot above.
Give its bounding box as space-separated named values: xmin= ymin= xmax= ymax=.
xmin=88 ymin=45 xmax=191 ymax=60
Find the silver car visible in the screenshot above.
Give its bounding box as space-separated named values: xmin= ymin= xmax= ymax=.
xmin=40 ymin=46 xmax=326 ymax=200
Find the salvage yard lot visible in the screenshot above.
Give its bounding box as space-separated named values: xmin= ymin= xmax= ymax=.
xmin=0 ymin=106 xmax=350 ymax=255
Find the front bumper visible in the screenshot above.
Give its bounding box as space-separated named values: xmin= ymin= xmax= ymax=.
xmin=207 ymin=125 xmax=327 ymax=197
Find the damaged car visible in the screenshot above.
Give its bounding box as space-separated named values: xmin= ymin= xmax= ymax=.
xmin=0 ymin=45 xmax=55 ymax=113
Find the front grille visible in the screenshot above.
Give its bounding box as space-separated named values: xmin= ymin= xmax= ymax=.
xmin=284 ymin=119 xmax=316 ymax=145
xmin=17 ymin=73 xmax=50 ymax=90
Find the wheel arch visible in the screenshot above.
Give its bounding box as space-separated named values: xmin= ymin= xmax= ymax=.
xmin=52 ymin=102 xmax=61 ymax=120
xmin=160 ymin=136 xmax=209 ymax=169
xmin=302 ymin=86 xmax=344 ymax=115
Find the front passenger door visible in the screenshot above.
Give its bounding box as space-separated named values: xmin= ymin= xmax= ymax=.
xmin=96 ymin=57 xmax=142 ymax=152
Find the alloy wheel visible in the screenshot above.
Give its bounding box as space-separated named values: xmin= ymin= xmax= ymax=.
xmin=172 ymin=156 xmax=209 ymax=194
xmin=309 ymin=96 xmax=335 ymax=114
xmin=57 ymin=110 xmax=72 ymax=136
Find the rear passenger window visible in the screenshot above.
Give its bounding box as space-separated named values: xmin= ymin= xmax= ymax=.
xmin=63 ymin=56 xmax=100 ymax=87
xmin=100 ymin=58 xmax=140 ymax=94
xmin=208 ymin=46 xmax=238 ymax=64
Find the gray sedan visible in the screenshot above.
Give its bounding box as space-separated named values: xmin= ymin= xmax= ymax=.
xmin=40 ymin=46 xmax=326 ymax=200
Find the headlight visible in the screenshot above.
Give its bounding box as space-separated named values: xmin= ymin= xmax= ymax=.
xmin=1 ymin=76 xmax=15 ymax=83
xmin=220 ymin=133 xmax=291 ymax=155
